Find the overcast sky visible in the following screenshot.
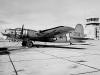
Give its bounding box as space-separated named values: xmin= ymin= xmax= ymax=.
xmin=0 ymin=0 xmax=100 ymax=30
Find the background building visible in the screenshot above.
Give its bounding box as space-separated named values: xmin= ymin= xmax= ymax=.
xmin=85 ymin=18 xmax=100 ymax=39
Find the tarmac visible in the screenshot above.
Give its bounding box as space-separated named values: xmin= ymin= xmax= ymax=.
xmin=0 ymin=40 xmax=100 ymax=75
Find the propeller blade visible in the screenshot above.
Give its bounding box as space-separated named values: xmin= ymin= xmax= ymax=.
xmin=20 ymin=24 xmax=24 ymax=38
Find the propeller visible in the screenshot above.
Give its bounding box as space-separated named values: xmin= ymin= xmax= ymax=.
xmin=20 ymin=24 xmax=24 ymax=38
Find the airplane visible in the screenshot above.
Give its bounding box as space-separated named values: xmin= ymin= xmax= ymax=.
xmin=1 ymin=25 xmax=75 ymax=47
xmin=1 ymin=24 xmax=91 ymax=47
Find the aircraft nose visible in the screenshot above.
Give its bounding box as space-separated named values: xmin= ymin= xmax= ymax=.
xmin=1 ymin=30 xmax=10 ymax=36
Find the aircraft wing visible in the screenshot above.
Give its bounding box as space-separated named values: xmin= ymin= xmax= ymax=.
xmin=39 ymin=26 xmax=74 ymax=38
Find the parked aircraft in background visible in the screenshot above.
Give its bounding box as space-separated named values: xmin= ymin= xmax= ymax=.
xmin=1 ymin=24 xmax=91 ymax=47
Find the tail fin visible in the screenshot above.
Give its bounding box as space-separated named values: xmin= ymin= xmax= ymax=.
xmin=75 ymin=24 xmax=84 ymax=38
xmin=70 ymin=24 xmax=85 ymax=38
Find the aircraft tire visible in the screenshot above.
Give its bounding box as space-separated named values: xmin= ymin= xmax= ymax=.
xmin=26 ymin=41 xmax=33 ymax=48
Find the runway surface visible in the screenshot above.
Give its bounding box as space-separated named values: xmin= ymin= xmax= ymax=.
xmin=0 ymin=40 xmax=100 ymax=75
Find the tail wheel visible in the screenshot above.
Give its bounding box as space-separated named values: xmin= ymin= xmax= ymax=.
xmin=26 ymin=41 xmax=33 ymax=48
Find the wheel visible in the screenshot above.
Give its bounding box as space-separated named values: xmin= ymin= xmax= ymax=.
xmin=26 ymin=41 xmax=33 ymax=48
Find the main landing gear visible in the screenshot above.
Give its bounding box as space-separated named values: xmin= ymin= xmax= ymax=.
xmin=22 ymin=40 xmax=33 ymax=48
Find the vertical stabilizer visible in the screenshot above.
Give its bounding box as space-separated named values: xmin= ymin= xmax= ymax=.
xmin=70 ymin=24 xmax=84 ymax=38
xmin=75 ymin=24 xmax=84 ymax=38
xmin=69 ymin=24 xmax=85 ymax=43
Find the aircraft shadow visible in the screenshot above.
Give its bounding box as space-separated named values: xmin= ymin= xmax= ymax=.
xmin=71 ymin=43 xmax=90 ymax=45
xmin=0 ymin=47 xmax=25 ymax=55
xmin=0 ymin=47 xmax=10 ymax=55
xmin=71 ymin=43 xmax=95 ymax=46
xmin=34 ymin=44 xmax=86 ymax=49
xmin=0 ymin=44 xmax=86 ymax=55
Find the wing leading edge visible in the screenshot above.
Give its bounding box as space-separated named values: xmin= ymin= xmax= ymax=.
xmin=39 ymin=26 xmax=74 ymax=38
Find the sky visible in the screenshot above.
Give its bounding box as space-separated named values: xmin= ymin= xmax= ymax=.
xmin=0 ymin=0 xmax=100 ymax=30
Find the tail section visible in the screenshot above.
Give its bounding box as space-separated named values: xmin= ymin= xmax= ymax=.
xmin=69 ymin=24 xmax=86 ymax=43
xmin=70 ymin=24 xmax=85 ymax=38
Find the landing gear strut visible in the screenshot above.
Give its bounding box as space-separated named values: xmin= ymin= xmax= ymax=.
xmin=22 ymin=40 xmax=33 ymax=48
xmin=22 ymin=41 xmax=27 ymax=46
xmin=26 ymin=41 xmax=33 ymax=48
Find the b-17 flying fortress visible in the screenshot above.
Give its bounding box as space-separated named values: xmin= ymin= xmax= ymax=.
xmin=1 ymin=24 xmax=91 ymax=47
